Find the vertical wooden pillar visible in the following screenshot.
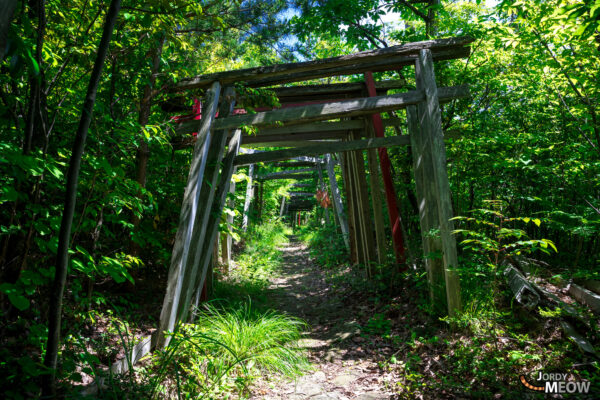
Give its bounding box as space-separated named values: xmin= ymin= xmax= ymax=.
xmin=157 ymin=82 xmax=221 ymax=348
xmin=415 ymin=49 xmax=461 ymax=316
xmin=340 ymin=151 xmax=359 ymax=264
xmin=279 ymin=195 xmax=286 ymax=217
xmin=364 ymin=71 xmax=406 ymax=266
xmin=408 ymin=105 xmax=445 ymax=308
xmin=349 ymin=129 xmax=377 ymax=275
xmin=242 ymin=164 xmax=254 ymax=232
xmin=365 ymin=122 xmax=388 ymax=266
xmin=325 ymin=154 xmax=349 ymax=250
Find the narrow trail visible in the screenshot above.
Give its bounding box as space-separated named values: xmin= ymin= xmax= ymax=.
xmin=251 ymin=236 xmax=392 ymax=400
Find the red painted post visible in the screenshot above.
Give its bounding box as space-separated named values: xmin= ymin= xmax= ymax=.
xmin=364 ymin=71 xmax=406 ymax=266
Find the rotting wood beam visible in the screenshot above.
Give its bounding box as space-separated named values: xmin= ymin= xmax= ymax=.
xmin=242 ymin=131 xmax=347 ymax=145
xmin=170 ymin=37 xmax=473 ymax=91
xmin=234 ymin=135 xmax=410 ymax=166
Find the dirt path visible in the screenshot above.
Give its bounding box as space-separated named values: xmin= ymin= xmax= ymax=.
xmin=251 ymin=237 xmax=392 ymax=400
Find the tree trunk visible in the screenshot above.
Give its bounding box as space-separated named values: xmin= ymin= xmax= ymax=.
xmin=0 ymin=0 xmax=18 ymax=62
xmin=130 ymin=36 xmax=165 ymax=255
xmin=41 ymin=0 xmax=121 ymax=395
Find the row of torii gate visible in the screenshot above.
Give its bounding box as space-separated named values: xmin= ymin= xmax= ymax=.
xmin=156 ymin=37 xmax=474 ymax=349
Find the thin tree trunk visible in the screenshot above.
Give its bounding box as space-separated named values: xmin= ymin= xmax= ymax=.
xmin=41 ymin=0 xmax=121 ymax=395
xmin=130 ymin=36 xmax=165 ymax=255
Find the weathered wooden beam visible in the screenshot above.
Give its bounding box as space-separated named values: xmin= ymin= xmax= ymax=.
xmin=243 ymin=140 xmax=341 ymax=149
xmin=258 ymin=168 xmax=315 ymax=180
xmin=246 ymin=47 xmax=471 ymax=88
xmin=260 ymin=173 xmax=314 ymax=181
xmin=175 ymin=91 xmax=423 ymax=134
xmin=272 ymin=80 xmax=408 ymax=98
xmin=157 ymin=82 xmax=221 ymax=349
xmin=254 ymin=120 xmax=363 ymax=136
xmin=416 ymin=49 xmax=461 ymax=316
xmin=288 ymin=192 xmax=315 ymax=197
xmin=175 ymin=90 xmax=237 ymax=324
xmin=175 ymin=86 xmax=468 ymax=139
xmin=408 ymin=105 xmax=445 ymax=309
xmin=170 ymin=37 xmax=473 ymax=91
xmin=234 ymin=135 xmax=410 ymax=166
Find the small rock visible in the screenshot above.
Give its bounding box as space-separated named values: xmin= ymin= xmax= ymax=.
xmin=353 ymin=392 xmax=389 ymax=400
xmin=332 ymin=374 xmax=358 ymax=386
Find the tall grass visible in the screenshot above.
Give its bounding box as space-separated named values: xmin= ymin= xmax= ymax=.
xmin=156 ymin=302 xmax=309 ymax=398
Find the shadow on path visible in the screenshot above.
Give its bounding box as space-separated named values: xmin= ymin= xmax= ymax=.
xmin=251 ymin=236 xmax=392 ymax=400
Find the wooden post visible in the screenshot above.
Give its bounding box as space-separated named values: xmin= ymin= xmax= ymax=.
xmin=364 ymin=71 xmax=407 ymax=266
xmin=279 ymin=195 xmax=286 ymax=217
xmin=415 ymin=49 xmax=461 ymax=316
xmin=365 ymin=122 xmax=388 ymax=265
xmin=325 ymin=154 xmax=349 ymax=249
xmin=157 ymin=81 xmax=221 ymax=348
xmin=175 ymin=87 xmax=237 ymax=323
xmin=242 ymin=164 xmax=254 ymax=232
xmin=408 ymin=105 xmax=445 ymax=309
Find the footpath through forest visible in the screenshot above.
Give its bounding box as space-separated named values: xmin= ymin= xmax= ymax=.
xmin=251 ymin=236 xmax=392 ymax=400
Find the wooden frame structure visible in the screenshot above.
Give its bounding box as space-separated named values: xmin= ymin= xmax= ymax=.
xmin=157 ymin=37 xmax=473 ymax=348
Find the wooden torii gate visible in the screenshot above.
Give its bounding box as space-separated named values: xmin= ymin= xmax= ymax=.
xmin=157 ymin=37 xmax=473 ymax=348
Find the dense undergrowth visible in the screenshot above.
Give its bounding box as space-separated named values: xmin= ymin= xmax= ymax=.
xmin=296 ymin=216 xmax=600 ymax=398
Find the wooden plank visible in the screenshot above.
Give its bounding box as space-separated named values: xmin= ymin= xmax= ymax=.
xmin=289 ymin=192 xmax=315 ymax=197
xmin=241 ymin=164 xmax=254 ymax=232
xmin=221 ymin=166 xmax=237 ymax=274
xmin=260 ymin=172 xmax=316 ymax=181
xmin=416 ymin=49 xmax=461 ymax=316
xmin=191 ymin=129 xmax=243 ymax=320
xmin=157 ymin=81 xmax=221 ymax=349
xmin=171 ymin=37 xmax=473 ymax=91
xmin=175 ymin=89 xmax=237 ymax=324
xmin=408 ymin=105 xmax=445 ymax=309
xmin=234 ymin=135 xmax=410 ymax=166
xmin=341 ymin=151 xmax=360 ymax=264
